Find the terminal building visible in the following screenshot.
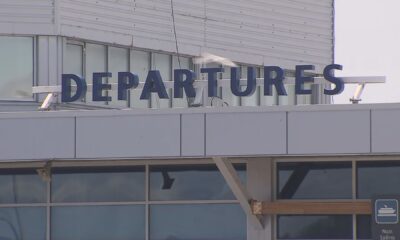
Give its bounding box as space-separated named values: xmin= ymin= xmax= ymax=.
xmin=0 ymin=0 xmax=398 ymax=240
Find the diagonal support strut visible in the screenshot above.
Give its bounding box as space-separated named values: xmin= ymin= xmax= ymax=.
xmin=213 ymin=157 xmax=264 ymax=230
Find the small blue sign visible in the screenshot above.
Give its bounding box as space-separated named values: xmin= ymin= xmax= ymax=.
xmin=375 ymin=199 xmax=398 ymax=224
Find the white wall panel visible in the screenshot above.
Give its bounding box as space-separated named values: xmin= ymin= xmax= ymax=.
xmin=206 ymin=112 xmax=287 ymax=156
xmin=288 ymin=110 xmax=371 ymax=155
xmin=372 ymin=109 xmax=400 ymax=153
xmin=0 ymin=117 xmax=75 ymax=160
xmin=76 ymin=115 xmax=181 ymax=158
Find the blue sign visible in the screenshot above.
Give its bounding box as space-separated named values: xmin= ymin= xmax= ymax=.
xmin=60 ymin=64 xmax=345 ymax=102
xmin=375 ymin=199 xmax=398 ymax=224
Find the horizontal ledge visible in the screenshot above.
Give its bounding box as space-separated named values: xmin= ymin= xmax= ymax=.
xmin=252 ymin=200 xmax=372 ymax=215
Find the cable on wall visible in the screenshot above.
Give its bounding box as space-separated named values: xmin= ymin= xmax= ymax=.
xmin=170 ymin=0 xmax=181 ymax=69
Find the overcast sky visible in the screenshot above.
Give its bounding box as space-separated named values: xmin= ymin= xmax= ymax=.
xmin=334 ymin=0 xmax=400 ymax=104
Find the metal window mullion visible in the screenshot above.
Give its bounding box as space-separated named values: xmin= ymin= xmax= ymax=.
xmin=46 ymin=178 xmax=51 ymax=240
xmin=272 ymin=158 xmax=278 ymax=240
xmin=148 ymin=200 xmax=240 ymax=205
xmin=49 ymin=201 xmax=146 ymax=207
xmin=127 ymin=49 xmax=132 ymax=108
xmin=352 ymin=160 xmax=357 ymax=240
xmin=34 ymin=36 xmax=39 ymax=102
xmin=145 ymin=164 xmax=150 ymax=240
xmin=0 ymin=203 xmax=47 ymax=208
xmin=105 ymin=45 xmax=110 ymax=105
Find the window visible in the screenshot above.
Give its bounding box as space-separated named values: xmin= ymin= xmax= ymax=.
xmin=149 ymin=164 xmax=246 ymax=240
xmin=356 ymin=215 xmax=371 ymax=240
xmin=64 ymin=44 xmax=83 ymax=77
xmin=278 ymin=215 xmax=353 ymax=239
xmin=0 ymin=36 xmax=34 ymax=100
xmin=277 ymin=162 xmax=352 ymax=199
xmin=172 ymin=56 xmax=190 ymax=108
xmin=357 ymin=161 xmax=400 ymax=199
xmin=0 ymin=163 xmax=246 ymax=240
xmin=276 ymin=162 xmax=353 ymax=240
xmin=150 ymin=164 xmax=245 ymax=201
xmin=0 ymin=169 xmax=46 ymax=240
xmin=275 ymin=160 xmax=400 ymax=240
xmin=152 ymin=53 xmax=172 ymax=108
xmin=240 ymin=65 xmax=259 ymax=106
xmin=150 ymin=204 xmax=246 ymax=240
xmin=52 ymin=205 xmax=145 ymax=240
xmin=130 ymin=50 xmax=150 ymax=108
xmin=52 ymin=167 xmax=145 ymax=202
xmin=85 ymin=43 xmax=107 ymax=105
xmin=108 ymin=46 xmax=129 ymax=108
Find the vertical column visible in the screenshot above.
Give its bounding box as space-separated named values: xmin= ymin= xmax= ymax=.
xmin=247 ymin=159 xmax=273 ymax=240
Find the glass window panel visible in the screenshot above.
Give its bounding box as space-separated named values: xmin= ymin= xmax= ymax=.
xmin=130 ymin=50 xmax=150 ymax=108
xmin=52 ymin=205 xmax=145 ymax=240
xmin=172 ymin=56 xmax=190 ymax=108
xmin=0 ymin=207 xmax=46 ymax=240
xmin=278 ymin=162 xmax=352 ymax=199
xmin=221 ymin=66 xmax=240 ymax=106
xmin=150 ymin=164 xmax=246 ymax=201
xmin=64 ymin=44 xmax=83 ymax=76
xmin=240 ymin=66 xmax=259 ymax=106
xmin=296 ymin=83 xmax=312 ymax=105
xmin=52 ymin=167 xmax=145 ymax=202
xmin=357 ymin=215 xmax=371 ymax=240
xmin=357 ymin=161 xmax=400 ymax=199
xmin=279 ymin=84 xmax=296 ymax=105
xmin=151 ymin=53 xmax=171 ymax=108
xmin=108 ymin=46 xmax=129 ymax=108
xmin=150 ymin=204 xmax=246 ymax=240
xmin=85 ymin=43 xmax=107 ymax=105
xmin=278 ymin=215 xmax=353 ymax=239
xmin=0 ymin=169 xmax=46 ymax=204
xmin=0 ymin=36 xmax=33 ymax=100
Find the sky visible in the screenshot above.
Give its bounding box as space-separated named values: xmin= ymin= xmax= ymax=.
xmin=334 ymin=0 xmax=400 ymax=104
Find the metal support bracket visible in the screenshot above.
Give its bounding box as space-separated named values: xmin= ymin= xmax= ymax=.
xmin=213 ymin=157 xmax=264 ymax=230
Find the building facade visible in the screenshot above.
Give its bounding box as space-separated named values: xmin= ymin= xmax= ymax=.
xmin=2 ymin=1 xmax=395 ymax=240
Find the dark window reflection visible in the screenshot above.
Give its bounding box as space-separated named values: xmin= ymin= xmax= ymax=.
xmin=150 ymin=204 xmax=246 ymax=240
xmin=52 ymin=167 xmax=145 ymax=202
xmin=278 ymin=215 xmax=353 ymax=239
xmin=0 ymin=207 xmax=46 ymax=240
xmin=357 ymin=215 xmax=371 ymax=240
xmin=357 ymin=161 xmax=400 ymax=199
xmin=278 ymin=162 xmax=352 ymax=199
xmin=150 ymin=164 xmax=246 ymax=201
xmin=51 ymin=205 xmax=145 ymax=240
xmin=0 ymin=169 xmax=46 ymax=204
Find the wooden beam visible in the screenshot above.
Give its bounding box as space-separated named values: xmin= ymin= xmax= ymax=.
xmin=252 ymin=201 xmax=372 ymax=215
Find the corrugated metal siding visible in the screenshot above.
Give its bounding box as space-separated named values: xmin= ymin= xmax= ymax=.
xmin=0 ymin=0 xmax=55 ymax=34
xmin=0 ymin=0 xmax=333 ymax=71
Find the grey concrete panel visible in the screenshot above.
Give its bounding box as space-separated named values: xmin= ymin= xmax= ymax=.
xmin=288 ymin=110 xmax=370 ymax=154
xmin=76 ymin=115 xmax=181 ymax=158
xmin=372 ymin=109 xmax=400 ymax=153
xmin=181 ymin=114 xmax=205 ymax=157
xmin=206 ymin=112 xmax=286 ymax=156
xmin=0 ymin=118 xmax=75 ymax=160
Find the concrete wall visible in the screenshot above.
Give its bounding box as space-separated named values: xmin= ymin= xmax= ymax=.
xmin=0 ymin=103 xmax=399 ymax=161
